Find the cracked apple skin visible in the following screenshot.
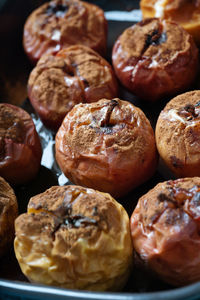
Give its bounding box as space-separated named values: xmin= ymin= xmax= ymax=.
xmin=28 ymin=45 xmax=118 ymax=131
xmin=131 ymin=177 xmax=200 ymax=286
xmin=156 ymin=90 xmax=200 ymax=178
xmin=55 ymin=98 xmax=158 ymax=198
xmin=23 ymin=0 xmax=107 ymax=64
xmin=112 ymin=18 xmax=199 ymax=102
xmin=0 ymin=103 xmax=42 ymax=185
xmin=14 ymin=185 xmax=133 ymax=291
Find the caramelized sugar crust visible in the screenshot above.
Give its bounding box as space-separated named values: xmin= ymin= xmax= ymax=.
xmin=156 ymin=90 xmax=200 ymax=178
xmin=112 ymin=18 xmax=198 ymax=101
xmin=131 ymin=177 xmax=200 ymax=286
xmin=55 ymin=98 xmax=158 ymax=197
xmin=23 ymin=0 xmax=107 ymax=63
xmin=28 ymin=45 xmax=118 ymax=130
xmin=15 ymin=185 xmax=133 ymax=291
xmin=0 ymin=103 xmax=42 ymax=184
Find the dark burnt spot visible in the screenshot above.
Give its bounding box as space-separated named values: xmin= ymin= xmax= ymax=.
xmin=46 ymin=3 xmax=69 ymax=18
xmin=81 ymin=77 xmax=90 ymax=88
xmin=64 ymin=214 xmax=98 ymax=228
xmin=66 ymin=70 xmax=74 ymax=77
xmin=146 ymin=30 xmax=167 ymax=47
xmin=157 ymin=193 xmax=177 ymax=206
xmin=52 ymin=201 xmax=98 ymax=237
xmin=142 ymin=30 xmax=167 ymax=54
xmin=62 ymin=63 xmax=74 ymax=77
xmin=178 ymin=104 xmax=199 ymax=120
xmin=111 ymin=99 xmax=119 ymax=106
xmin=170 ymin=156 xmax=183 ymax=168
xmin=158 ymin=193 xmax=172 ymax=202
xmin=184 ymin=104 xmax=197 ymax=117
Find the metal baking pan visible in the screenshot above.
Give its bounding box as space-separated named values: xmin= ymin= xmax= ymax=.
xmin=1 ymin=0 xmax=200 ymax=299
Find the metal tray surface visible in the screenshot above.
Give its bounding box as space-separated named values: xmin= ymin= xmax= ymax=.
xmin=0 ymin=0 xmax=200 ymax=299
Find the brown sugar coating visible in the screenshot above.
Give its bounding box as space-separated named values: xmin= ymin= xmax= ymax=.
xmin=0 ymin=103 xmax=42 ymax=185
xmin=0 ymin=176 xmax=18 ymax=257
xmin=156 ymin=90 xmax=200 ymax=178
xmin=23 ymin=0 xmax=107 ymax=64
xmin=55 ymin=98 xmax=158 ymax=198
xmin=140 ymin=0 xmax=200 ymax=46
xmin=112 ymin=18 xmax=199 ymax=102
xmin=28 ymin=45 xmax=118 ymax=130
xmin=14 ymin=185 xmax=133 ymax=291
xmin=131 ymin=177 xmax=200 ymax=286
